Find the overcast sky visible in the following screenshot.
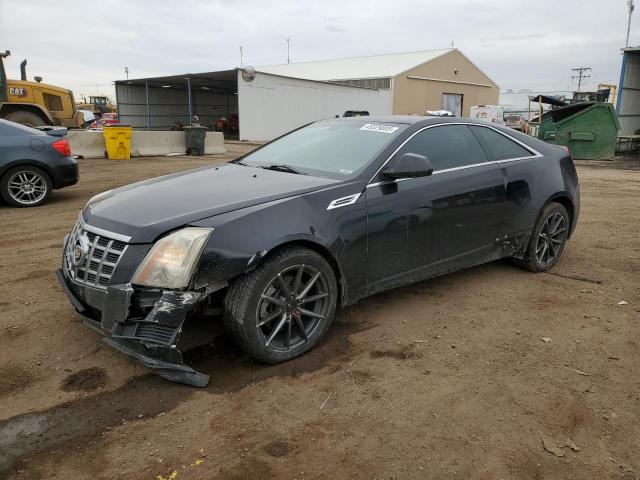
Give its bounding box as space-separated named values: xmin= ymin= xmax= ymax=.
xmin=0 ymin=0 xmax=635 ymax=101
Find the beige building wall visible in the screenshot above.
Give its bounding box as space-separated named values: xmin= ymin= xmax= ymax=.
xmin=392 ymin=49 xmax=499 ymax=117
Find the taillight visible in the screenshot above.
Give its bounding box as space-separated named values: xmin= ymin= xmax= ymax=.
xmin=51 ymin=138 xmax=71 ymax=157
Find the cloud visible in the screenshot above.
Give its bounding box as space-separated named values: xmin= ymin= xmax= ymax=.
xmin=0 ymin=0 xmax=631 ymax=100
xmin=324 ymin=24 xmax=346 ymax=33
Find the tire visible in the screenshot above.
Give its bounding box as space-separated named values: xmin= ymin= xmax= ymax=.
xmin=0 ymin=165 xmax=52 ymax=207
xmin=223 ymin=246 xmax=338 ymax=364
xmin=3 ymin=110 xmax=48 ymax=128
xmin=515 ymin=202 xmax=570 ymax=272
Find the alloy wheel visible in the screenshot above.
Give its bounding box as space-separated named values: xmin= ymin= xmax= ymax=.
xmin=535 ymin=211 xmax=567 ymax=267
xmin=256 ymin=264 xmax=330 ymax=352
xmin=7 ymin=170 xmax=48 ymax=205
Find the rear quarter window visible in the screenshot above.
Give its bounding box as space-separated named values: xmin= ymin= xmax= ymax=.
xmin=469 ymin=125 xmax=533 ymax=161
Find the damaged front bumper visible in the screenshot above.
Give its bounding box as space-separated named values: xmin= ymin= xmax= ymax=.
xmin=56 ymin=268 xmax=209 ymax=387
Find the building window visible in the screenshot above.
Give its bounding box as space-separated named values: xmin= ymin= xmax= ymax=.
xmin=330 ymin=78 xmax=391 ymax=90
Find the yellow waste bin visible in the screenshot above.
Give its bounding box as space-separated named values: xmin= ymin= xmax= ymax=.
xmin=103 ymin=125 xmax=132 ymax=160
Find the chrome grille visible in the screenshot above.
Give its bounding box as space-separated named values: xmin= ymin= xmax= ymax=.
xmin=64 ymin=219 xmax=129 ymax=290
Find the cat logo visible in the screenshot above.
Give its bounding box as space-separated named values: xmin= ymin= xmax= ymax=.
xmin=9 ymin=87 xmax=28 ymax=98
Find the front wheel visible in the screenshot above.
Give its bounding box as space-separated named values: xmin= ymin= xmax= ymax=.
xmin=516 ymin=202 xmax=570 ymax=272
xmin=224 ymin=246 xmax=338 ymax=363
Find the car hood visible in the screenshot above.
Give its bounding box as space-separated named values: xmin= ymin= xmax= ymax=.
xmin=83 ymin=163 xmax=339 ymax=243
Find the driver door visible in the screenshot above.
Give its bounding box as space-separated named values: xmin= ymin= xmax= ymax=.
xmin=365 ymin=124 xmax=506 ymax=292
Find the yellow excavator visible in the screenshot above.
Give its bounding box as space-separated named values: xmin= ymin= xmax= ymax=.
xmin=0 ymin=50 xmax=82 ymax=127
xmin=77 ymin=95 xmax=116 ymax=117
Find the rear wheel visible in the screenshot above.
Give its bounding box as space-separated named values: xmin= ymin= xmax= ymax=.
xmin=3 ymin=110 xmax=48 ymax=127
xmin=515 ymin=202 xmax=569 ymax=272
xmin=1 ymin=166 xmax=52 ymax=207
xmin=224 ymin=246 xmax=338 ymax=363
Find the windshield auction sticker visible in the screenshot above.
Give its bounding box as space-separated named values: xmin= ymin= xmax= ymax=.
xmin=360 ymin=123 xmax=399 ymax=134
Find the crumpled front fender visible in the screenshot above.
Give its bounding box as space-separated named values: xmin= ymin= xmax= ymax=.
xmin=57 ymin=269 xmax=210 ymax=387
xmin=105 ymin=287 xmax=208 ymax=387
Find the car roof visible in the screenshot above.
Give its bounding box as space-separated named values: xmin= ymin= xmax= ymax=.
xmin=331 ymin=115 xmax=427 ymax=125
xmin=328 ymin=115 xmax=550 ymax=150
xmin=0 ymin=118 xmax=46 ymax=136
xmin=328 ymin=115 xmax=503 ymax=127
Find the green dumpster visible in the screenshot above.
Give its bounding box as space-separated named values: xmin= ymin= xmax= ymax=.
xmin=533 ymin=102 xmax=619 ymax=160
xmin=185 ymin=125 xmax=207 ymax=156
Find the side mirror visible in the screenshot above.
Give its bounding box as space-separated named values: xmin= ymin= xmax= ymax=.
xmin=383 ymin=153 xmax=434 ymax=179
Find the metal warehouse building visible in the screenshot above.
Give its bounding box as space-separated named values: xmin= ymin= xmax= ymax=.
xmin=115 ymin=48 xmax=498 ymax=141
xmin=259 ymin=48 xmax=499 ymax=118
xmin=115 ymin=70 xmax=387 ymax=141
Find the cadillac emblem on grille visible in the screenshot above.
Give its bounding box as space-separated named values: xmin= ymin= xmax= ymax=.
xmin=64 ymin=219 xmax=128 ymax=289
xmin=72 ymin=235 xmax=89 ymax=266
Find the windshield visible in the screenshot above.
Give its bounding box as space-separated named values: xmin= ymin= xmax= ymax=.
xmin=237 ymin=120 xmax=408 ymax=179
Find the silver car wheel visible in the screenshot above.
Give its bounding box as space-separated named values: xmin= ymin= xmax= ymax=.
xmin=7 ymin=170 xmax=48 ymax=205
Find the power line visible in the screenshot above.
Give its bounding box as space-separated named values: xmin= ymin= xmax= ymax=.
xmin=571 ymin=67 xmax=591 ymax=92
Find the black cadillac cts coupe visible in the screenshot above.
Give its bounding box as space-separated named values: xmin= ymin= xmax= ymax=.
xmin=58 ymin=116 xmax=580 ymax=386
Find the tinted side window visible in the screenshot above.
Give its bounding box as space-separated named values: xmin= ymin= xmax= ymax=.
xmin=396 ymin=125 xmax=487 ymax=171
xmin=469 ymin=126 xmax=532 ymax=161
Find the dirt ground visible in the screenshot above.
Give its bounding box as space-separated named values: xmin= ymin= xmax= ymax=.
xmin=0 ymin=146 xmax=639 ymax=480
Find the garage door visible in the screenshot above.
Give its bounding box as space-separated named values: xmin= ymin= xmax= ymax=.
xmin=442 ymin=93 xmax=463 ymax=116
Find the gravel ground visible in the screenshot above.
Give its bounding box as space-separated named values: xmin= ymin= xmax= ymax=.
xmin=0 ymin=147 xmax=639 ymax=480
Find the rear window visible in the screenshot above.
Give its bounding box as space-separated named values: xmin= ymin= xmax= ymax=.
xmin=469 ymin=126 xmax=533 ymax=161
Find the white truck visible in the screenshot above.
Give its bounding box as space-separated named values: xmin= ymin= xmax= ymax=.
xmin=469 ymin=105 xmax=505 ymax=125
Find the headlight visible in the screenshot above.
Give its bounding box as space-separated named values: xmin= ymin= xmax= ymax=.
xmin=131 ymin=227 xmax=213 ymax=289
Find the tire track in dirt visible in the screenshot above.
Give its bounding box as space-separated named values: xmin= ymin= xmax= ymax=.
xmin=0 ymin=318 xmax=370 ymax=475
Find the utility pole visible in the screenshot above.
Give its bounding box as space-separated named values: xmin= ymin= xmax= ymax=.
xmin=287 ymin=38 xmax=290 ymax=64
xmin=627 ymin=0 xmax=635 ymax=47
xmin=572 ymin=67 xmax=591 ymax=93
xmin=239 ymin=46 xmax=244 ymax=67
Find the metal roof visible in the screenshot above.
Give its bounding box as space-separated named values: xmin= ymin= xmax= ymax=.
xmin=113 ymin=68 xmax=375 ymax=93
xmin=115 ymin=70 xmax=238 ymax=93
xmin=256 ymin=48 xmax=455 ymax=81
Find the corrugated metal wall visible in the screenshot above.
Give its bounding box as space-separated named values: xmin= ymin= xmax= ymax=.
xmin=618 ymin=50 xmax=640 ymax=135
xmin=116 ymin=84 xmax=237 ymax=129
xmin=238 ymin=71 xmax=392 ymax=141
